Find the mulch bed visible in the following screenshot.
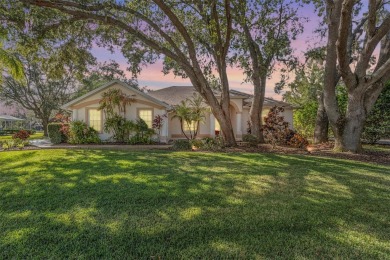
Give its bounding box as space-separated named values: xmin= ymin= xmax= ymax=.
xmin=220 ymin=143 xmax=390 ymax=166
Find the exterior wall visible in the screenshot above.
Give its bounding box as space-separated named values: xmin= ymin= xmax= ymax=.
xmin=241 ymin=107 xmax=250 ymax=135
xmin=68 ymin=83 xmax=294 ymax=141
xmin=70 ymin=83 xmax=168 ymax=141
xmin=239 ymin=106 xmax=294 ymax=137
xmin=281 ymin=108 xmax=294 ymax=129
xmin=168 ymin=111 xmax=212 ymax=139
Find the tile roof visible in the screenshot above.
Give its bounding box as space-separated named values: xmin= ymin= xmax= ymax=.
xmin=148 ymin=86 xmax=293 ymax=108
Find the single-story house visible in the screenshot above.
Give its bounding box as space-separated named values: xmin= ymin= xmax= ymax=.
xmin=62 ymin=80 xmax=294 ymax=142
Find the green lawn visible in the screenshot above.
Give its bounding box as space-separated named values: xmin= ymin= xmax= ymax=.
xmin=0 ymin=149 xmax=389 ymax=259
xmin=0 ymin=132 xmax=45 ymax=141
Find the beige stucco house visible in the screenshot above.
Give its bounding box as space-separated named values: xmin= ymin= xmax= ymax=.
xmin=62 ymin=80 xmax=294 ymax=143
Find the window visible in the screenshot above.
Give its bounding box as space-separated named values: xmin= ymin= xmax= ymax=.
xmin=88 ymin=109 xmax=102 ymax=132
xmin=183 ymin=121 xmax=197 ymax=132
xmin=215 ymin=118 xmax=221 ymax=135
xmin=215 ymin=118 xmax=220 ymax=131
xmin=138 ymin=109 xmax=153 ymax=128
xmin=262 ymin=109 xmax=270 ymax=123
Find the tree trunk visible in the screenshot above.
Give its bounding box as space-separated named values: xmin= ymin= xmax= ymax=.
xmin=313 ymin=93 xmax=329 ymax=143
xmin=335 ymin=90 xmax=366 ymax=153
xmin=216 ymin=58 xmax=236 ymax=146
xmin=323 ymin=1 xmax=344 ymax=151
xmin=186 ymin=74 xmax=237 ymax=146
xmin=249 ymin=76 xmax=266 ymax=142
xmin=213 ymin=106 xmax=236 ymax=146
xmin=42 ymin=118 xmax=49 ymax=137
xmin=341 ymin=117 xmax=364 ymax=152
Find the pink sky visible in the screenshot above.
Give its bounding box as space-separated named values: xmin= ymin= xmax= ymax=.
xmin=91 ymin=4 xmax=321 ymax=101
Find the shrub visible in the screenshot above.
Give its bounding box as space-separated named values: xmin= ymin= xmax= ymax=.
xmin=48 ymin=123 xmax=62 ymax=144
xmin=104 ymin=114 xmax=134 ymax=142
xmin=242 ymin=134 xmax=259 ymax=147
xmin=48 ymin=123 xmax=69 ymax=144
xmin=129 ymin=119 xmax=155 ymax=144
xmin=361 ymin=127 xmax=382 ymax=144
xmin=68 ymin=121 xmax=100 ymax=144
xmin=172 ymin=139 xmax=192 ymax=150
xmin=193 ymin=136 xmax=225 ymax=151
xmin=12 ymin=130 xmax=30 ymax=140
xmin=152 ymin=114 xmax=167 ymax=142
xmin=190 ymin=139 xmax=204 ymax=149
xmin=262 ymin=106 xmax=291 ymax=147
xmin=287 ymin=133 xmax=309 ymax=148
xmin=1 ymin=139 xmax=29 ymax=150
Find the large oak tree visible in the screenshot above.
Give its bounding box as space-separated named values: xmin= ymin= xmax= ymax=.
xmin=232 ymin=0 xmax=302 ymax=141
xmin=17 ymin=0 xmax=239 ymax=145
xmin=323 ymin=0 xmax=390 ymax=152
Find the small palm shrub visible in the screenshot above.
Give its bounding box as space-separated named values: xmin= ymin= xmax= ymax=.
xmin=104 ymin=114 xmax=135 ymax=142
xmin=129 ymin=119 xmax=155 ymax=144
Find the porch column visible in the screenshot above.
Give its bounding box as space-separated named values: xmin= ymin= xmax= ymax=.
xmin=209 ymin=113 xmax=215 ymax=137
xmin=160 ymin=114 xmax=169 ymax=143
xmin=72 ymin=109 xmax=78 ymax=121
xmin=236 ymin=112 xmax=242 ymax=139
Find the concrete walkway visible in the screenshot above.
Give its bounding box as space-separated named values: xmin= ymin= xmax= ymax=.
xmin=378 ymin=139 xmax=390 ymax=145
xmin=50 ymin=144 xmax=172 ymax=150
xmin=29 ymin=139 xmax=172 ymax=150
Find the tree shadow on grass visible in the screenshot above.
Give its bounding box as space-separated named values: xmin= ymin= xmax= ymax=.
xmin=0 ymin=150 xmax=389 ymax=258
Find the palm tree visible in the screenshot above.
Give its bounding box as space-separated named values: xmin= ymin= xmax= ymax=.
xmin=99 ymin=88 xmax=133 ymax=117
xmin=172 ymin=94 xmax=208 ymax=140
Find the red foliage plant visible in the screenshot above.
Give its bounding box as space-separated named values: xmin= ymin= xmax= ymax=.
xmin=12 ymin=130 xmax=30 ymax=140
xmin=50 ymin=113 xmax=71 ymax=140
xmin=262 ymin=106 xmax=308 ymax=148
xmin=152 ymin=114 xmax=167 ymax=139
xmin=262 ymin=106 xmax=291 ymax=147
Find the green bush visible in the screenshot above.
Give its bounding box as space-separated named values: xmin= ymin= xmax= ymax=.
xmin=242 ymin=134 xmax=259 ymax=147
xmin=104 ymin=114 xmax=135 ymax=143
xmin=1 ymin=138 xmax=29 ymax=150
xmin=199 ymin=136 xmax=225 ymax=151
xmin=189 ymin=137 xmax=225 ymax=151
xmin=48 ymin=123 xmax=63 ymax=144
xmin=68 ymin=121 xmax=100 ymax=144
xmin=190 ymin=139 xmax=204 ymax=149
xmin=361 ymin=127 xmax=382 ymax=144
xmin=128 ymin=119 xmax=155 ymax=144
xmin=172 ymin=139 xmax=192 ymax=150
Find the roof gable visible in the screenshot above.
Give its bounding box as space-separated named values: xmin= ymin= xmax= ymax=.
xmin=62 ymin=80 xmax=170 ymax=109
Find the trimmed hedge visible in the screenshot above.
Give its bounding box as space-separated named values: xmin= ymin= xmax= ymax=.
xmin=0 ymin=129 xmax=36 ymax=135
xmin=48 ymin=123 xmax=68 ymax=144
xmin=172 ymin=139 xmax=192 ymax=150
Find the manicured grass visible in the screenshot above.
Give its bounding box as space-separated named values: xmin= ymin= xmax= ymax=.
xmin=363 ymin=144 xmax=390 ymax=152
xmin=0 ymin=149 xmax=389 ymax=259
xmin=0 ymin=132 xmax=45 ymax=141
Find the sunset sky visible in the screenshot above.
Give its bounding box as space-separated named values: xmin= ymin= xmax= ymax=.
xmin=0 ymin=3 xmax=322 ymax=115
xmin=91 ymin=3 xmax=321 ymax=101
